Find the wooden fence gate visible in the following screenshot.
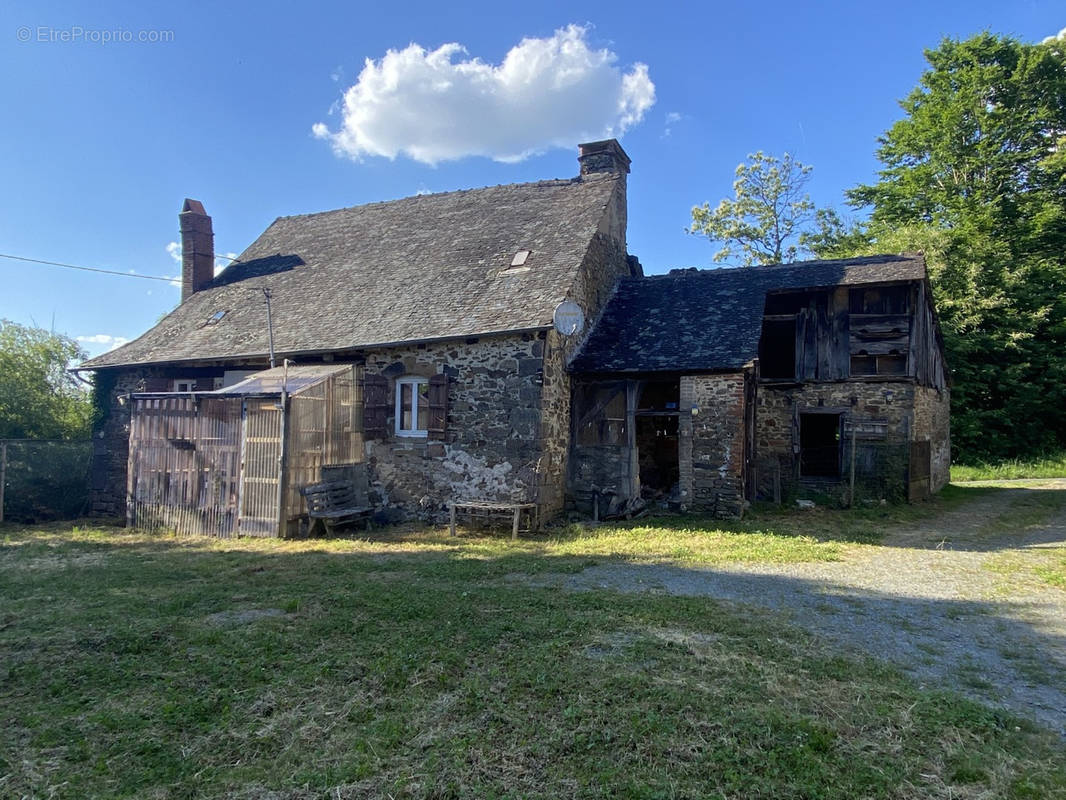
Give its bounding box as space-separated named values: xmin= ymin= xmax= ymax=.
xmin=237 ymin=399 xmax=283 ymax=536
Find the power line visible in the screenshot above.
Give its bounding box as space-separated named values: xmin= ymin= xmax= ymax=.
xmin=0 ymin=251 xmax=242 ymax=283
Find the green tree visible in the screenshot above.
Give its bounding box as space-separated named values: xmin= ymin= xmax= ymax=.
xmin=812 ymin=32 xmax=1066 ymax=461
xmin=0 ymin=320 xmax=91 ymax=440
xmin=689 ymin=151 xmax=824 ymax=266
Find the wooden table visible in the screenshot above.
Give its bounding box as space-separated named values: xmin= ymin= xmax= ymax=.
xmin=448 ymin=501 xmax=538 ymax=540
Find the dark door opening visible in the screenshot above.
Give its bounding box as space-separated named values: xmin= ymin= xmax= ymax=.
xmin=637 ymin=416 xmax=679 ymax=497
xmin=800 ymin=413 xmax=841 ymax=477
xmin=636 ymin=380 xmax=680 ymax=500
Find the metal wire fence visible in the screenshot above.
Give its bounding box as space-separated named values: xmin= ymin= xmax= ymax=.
xmin=0 ymin=439 xmax=93 ymax=522
xmin=756 ymin=439 xmax=911 ymax=505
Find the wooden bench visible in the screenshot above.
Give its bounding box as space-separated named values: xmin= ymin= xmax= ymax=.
xmin=300 ymin=480 xmax=373 ymax=535
xmin=448 ymin=501 xmax=538 ymax=540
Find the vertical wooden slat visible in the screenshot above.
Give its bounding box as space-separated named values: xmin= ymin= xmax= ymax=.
xmin=126 ymin=367 xmax=365 ymax=539
xmin=363 ymin=373 xmax=389 ymax=439
xmin=128 ymin=395 xmax=243 ymax=537
xmin=427 ymin=374 xmax=449 ymax=439
xmin=277 ymin=391 xmax=289 ymax=537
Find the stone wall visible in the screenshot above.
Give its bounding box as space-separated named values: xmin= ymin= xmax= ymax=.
xmin=361 ymin=334 xmax=545 ymax=520
xmin=913 ymin=385 xmax=951 ymax=491
xmin=680 ymin=373 xmax=748 ymax=516
xmin=540 ymin=231 xmax=635 ymax=518
xmin=755 ymin=380 xmax=917 ymax=500
xmin=89 ymin=369 xmax=139 ymax=518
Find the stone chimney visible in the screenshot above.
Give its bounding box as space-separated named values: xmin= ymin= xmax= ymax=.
xmin=179 ymin=198 xmax=214 ymax=302
xmin=578 ymin=139 xmax=631 ymax=245
xmin=578 ymin=139 xmax=631 ymax=177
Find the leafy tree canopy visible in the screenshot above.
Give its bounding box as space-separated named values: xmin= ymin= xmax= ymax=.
xmin=811 ymin=32 xmax=1066 ymax=461
xmin=689 ymin=151 xmax=827 ymax=266
xmin=0 ymin=320 xmax=91 ymax=440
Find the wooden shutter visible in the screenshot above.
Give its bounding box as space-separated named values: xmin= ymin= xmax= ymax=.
xmin=142 ymin=377 xmax=169 ymax=392
xmin=363 ymin=373 xmax=389 ymax=439
xmin=427 ymin=374 xmax=449 ymax=440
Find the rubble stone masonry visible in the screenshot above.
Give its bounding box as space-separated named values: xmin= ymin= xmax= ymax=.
xmin=913 ymin=385 xmax=951 ymax=491
xmin=679 ymin=373 xmax=747 ymax=517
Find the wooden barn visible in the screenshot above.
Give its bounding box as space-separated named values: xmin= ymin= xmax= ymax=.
xmin=126 ymin=364 xmax=362 ymax=537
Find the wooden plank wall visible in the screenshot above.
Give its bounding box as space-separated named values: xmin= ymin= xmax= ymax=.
xmin=238 ymin=399 xmax=282 ymax=536
xmin=128 ymin=396 xmax=242 ymax=537
xmin=128 ymin=367 xmax=366 ymax=539
xmin=285 ymin=366 xmax=364 ymax=523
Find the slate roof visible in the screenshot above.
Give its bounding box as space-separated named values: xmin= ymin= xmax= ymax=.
xmin=81 ymin=174 xmax=620 ymax=369
xmin=570 ymin=254 xmax=926 ymax=373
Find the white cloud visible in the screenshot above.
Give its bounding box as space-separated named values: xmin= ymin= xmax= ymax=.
xmin=215 ymin=252 xmax=238 ymax=276
xmin=167 ymin=241 xmax=237 ymax=280
xmin=1042 ymin=26 xmax=1066 ymax=43
xmin=313 ymin=24 xmax=655 ymax=165
xmin=663 ymin=111 xmax=682 ymax=138
xmin=77 ymin=334 xmax=129 ymax=352
xmin=165 ymin=241 xmax=183 ymax=286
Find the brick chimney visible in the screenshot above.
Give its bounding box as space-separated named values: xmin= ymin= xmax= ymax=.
xmin=179 ymin=198 xmax=214 ymax=301
xmin=578 ymin=139 xmax=631 ymax=245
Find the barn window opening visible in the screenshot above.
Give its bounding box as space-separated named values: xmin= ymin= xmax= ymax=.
xmin=800 ymin=413 xmax=842 ymax=478
xmin=850 ymin=286 xmax=908 ymax=315
xmin=575 ymin=382 xmax=627 ymax=446
xmin=759 ymin=319 xmax=796 ymax=380
xmin=395 ymin=377 xmax=429 ymax=437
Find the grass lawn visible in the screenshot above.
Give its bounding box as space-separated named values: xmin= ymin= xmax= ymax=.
xmin=2 ymin=508 xmax=1065 ymax=798
xmin=952 ymin=452 xmax=1066 ymax=482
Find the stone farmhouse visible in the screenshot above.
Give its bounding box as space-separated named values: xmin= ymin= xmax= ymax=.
xmin=79 ymin=139 xmax=949 ymax=535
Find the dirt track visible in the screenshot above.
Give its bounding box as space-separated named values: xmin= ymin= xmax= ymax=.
xmin=530 ymin=481 xmax=1066 ymax=734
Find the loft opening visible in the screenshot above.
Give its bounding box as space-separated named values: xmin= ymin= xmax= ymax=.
xmin=759 ymin=290 xmax=827 ymax=381
xmin=759 ymin=320 xmax=796 ymax=379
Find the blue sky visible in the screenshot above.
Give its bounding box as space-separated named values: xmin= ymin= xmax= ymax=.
xmin=1 ymin=0 xmax=1061 ymax=358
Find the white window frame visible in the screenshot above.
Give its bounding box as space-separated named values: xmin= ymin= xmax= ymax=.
xmin=394 ymin=377 xmax=429 ymax=437
xmin=173 ymin=379 xmax=196 ymax=392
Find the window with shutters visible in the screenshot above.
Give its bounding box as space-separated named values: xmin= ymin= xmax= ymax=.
xmin=362 ymin=372 xmax=448 ymax=441
xmin=395 ymin=377 xmax=429 ymax=437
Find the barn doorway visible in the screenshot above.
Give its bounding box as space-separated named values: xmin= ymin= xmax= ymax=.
xmin=636 ymin=380 xmax=680 ymax=500
xmin=800 ymin=412 xmax=842 ymax=477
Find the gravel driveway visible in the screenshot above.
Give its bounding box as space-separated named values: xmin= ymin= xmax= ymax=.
xmin=524 ymin=480 xmax=1066 ymax=735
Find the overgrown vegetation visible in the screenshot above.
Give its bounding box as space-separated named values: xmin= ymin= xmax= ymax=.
xmin=953 ymin=452 xmax=1066 ymax=482
xmin=809 ymin=32 xmax=1066 ymax=462
xmin=0 ymin=319 xmax=91 ymax=440
xmin=2 ymin=513 xmax=1064 ymax=798
xmin=0 ymin=440 xmax=92 ymax=521
xmin=688 ymin=151 xmax=830 ymax=265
